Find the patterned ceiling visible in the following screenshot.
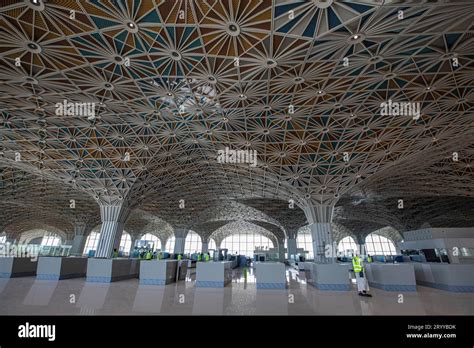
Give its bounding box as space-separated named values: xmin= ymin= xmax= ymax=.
xmin=1 ymin=0 xmax=473 ymax=244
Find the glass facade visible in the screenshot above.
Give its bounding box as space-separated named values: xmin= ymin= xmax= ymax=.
xmin=365 ymin=233 xmax=397 ymax=256
xmin=184 ymin=231 xmax=202 ymax=254
xmin=221 ymin=232 xmax=274 ymax=257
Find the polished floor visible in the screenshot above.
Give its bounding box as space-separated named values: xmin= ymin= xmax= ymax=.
xmin=0 ymin=267 xmax=473 ymax=315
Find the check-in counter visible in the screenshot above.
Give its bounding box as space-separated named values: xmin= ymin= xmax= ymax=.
xmin=0 ymin=257 xmax=37 ymax=278
xmin=365 ymin=263 xmax=416 ymax=292
xmin=36 ymin=257 xmax=88 ymax=280
xmin=303 ymin=262 xmax=314 ymax=283
xmin=196 ymin=261 xmax=232 ymax=288
xmin=139 ymin=259 xmax=178 ymax=285
xmin=307 ymin=263 xmax=351 ymax=291
xmin=255 ymin=262 xmax=286 ymax=289
xmin=229 ymin=257 xmax=238 ymax=269
xmin=177 ymin=260 xmax=188 ymax=280
xmin=413 ymin=263 xmax=474 ymax=292
xmin=86 ymin=258 xmax=140 ymax=283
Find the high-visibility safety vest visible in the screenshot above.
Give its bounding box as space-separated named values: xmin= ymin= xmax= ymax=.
xmin=113 ymin=251 xmax=119 ymax=258
xmin=146 ymin=252 xmax=152 ymax=260
xmin=367 ymin=256 xmax=373 ymax=263
xmin=197 ymin=254 xmax=202 ymax=261
xmin=352 ymin=256 xmax=363 ymax=273
xmin=205 ymin=254 xmax=210 ymax=262
xmin=177 ymin=254 xmax=182 ymax=261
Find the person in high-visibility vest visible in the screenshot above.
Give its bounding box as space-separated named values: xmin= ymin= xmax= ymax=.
xmin=367 ymin=254 xmax=373 ymax=263
xmin=113 ymin=249 xmax=119 ymax=258
xmin=145 ymin=250 xmax=152 ymax=260
xmin=352 ymin=253 xmax=372 ymax=297
xmin=205 ymin=253 xmax=210 ymax=262
xmin=177 ymin=254 xmax=182 ymax=261
xmin=197 ymin=253 xmax=202 ymax=262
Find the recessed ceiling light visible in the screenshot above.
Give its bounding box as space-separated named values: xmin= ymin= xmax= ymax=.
xmin=170 ymin=50 xmax=182 ymax=61
xmin=293 ymin=76 xmax=305 ymax=84
xmin=166 ymin=92 xmax=173 ymax=96
xmin=28 ymin=0 xmax=45 ymax=10
xmin=125 ymin=21 xmax=138 ymax=33
xmin=26 ymin=42 xmax=41 ymax=53
xmin=226 ymin=22 xmax=241 ymax=36
xmin=347 ymin=33 xmax=365 ymax=44
xmin=266 ymin=59 xmax=277 ymax=68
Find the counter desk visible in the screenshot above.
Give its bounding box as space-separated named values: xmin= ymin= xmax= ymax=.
xmin=86 ymin=258 xmax=140 ymax=283
xmin=195 ymin=261 xmax=232 ymax=288
xmin=36 ymin=256 xmax=88 ymax=280
xmin=413 ymin=263 xmax=474 ymax=292
xmin=306 ymin=263 xmax=351 ymax=291
xmin=0 ymin=257 xmax=37 ymax=278
xmin=365 ymin=263 xmax=417 ymax=292
xmin=255 ymin=262 xmax=286 ymax=289
xmin=139 ymin=259 xmax=178 ymax=285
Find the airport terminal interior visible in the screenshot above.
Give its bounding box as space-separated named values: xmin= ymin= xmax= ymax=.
xmin=0 ymin=0 xmax=473 ymax=316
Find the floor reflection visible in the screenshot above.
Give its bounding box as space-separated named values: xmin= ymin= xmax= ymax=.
xmin=0 ymin=267 xmax=472 ymax=315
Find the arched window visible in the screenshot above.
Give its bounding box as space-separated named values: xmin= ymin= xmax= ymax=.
xmin=165 ymin=236 xmax=175 ymax=252
xmin=296 ymin=230 xmax=313 ymax=260
xmin=119 ymin=232 xmax=132 ymax=255
xmin=184 ymin=231 xmax=202 ymax=254
xmin=337 ymin=236 xmax=358 ymax=256
xmin=221 ymin=232 xmax=274 ymax=257
xmin=83 ymin=232 xmax=100 ymax=255
xmin=41 ymin=235 xmax=61 ymax=247
xmin=139 ymin=233 xmax=162 ymax=251
xmin=365 ymin=233 xmax=397 ymax=256
xmin=0 ymin=234 xmax=6 ymax=244
xmin=208 ymin=238 xmax=217 ymax=250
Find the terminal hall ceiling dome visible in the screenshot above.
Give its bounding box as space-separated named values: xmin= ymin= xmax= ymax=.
xmin=1 ymin=0 xmax=473 ymax=240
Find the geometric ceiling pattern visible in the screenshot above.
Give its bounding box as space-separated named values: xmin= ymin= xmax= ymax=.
xmin=1 ymin=0 xmax=473 ymax=244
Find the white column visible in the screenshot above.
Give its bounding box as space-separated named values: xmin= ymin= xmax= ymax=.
xmin=278 ymin=242 xmax=285 ymax=262
xmin=304 ymin=205 xmax=335 ymax=264
xmin=129 ymin=235 xmax=137 ymax=254
xmin=174 ymin=237 xmax=185 ymax=254
xmin=95 ymin=204 xmax=130 ymax=258
xmin=202 ymin=241 xmax=209 ymax=253
xmin=356 ymin=235 xmax=366 ymax=256
xmin=70 ymin=224 xmax=90 ymax=255
xmin=287 ymin=238 xmax=297 ymax=260
xmin=309 ymin=223 xmax=333 ymax=263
